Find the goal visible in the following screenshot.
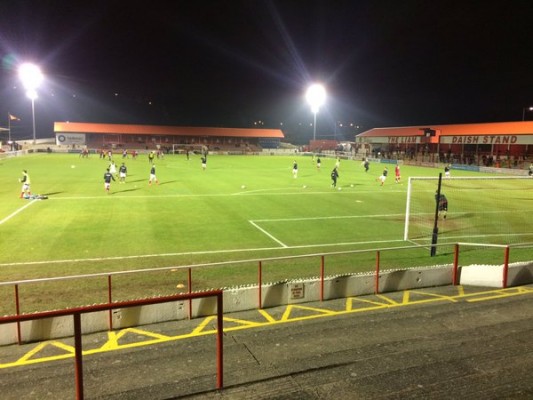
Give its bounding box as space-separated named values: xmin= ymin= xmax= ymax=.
xmin=172 ymin=144 xmax=207 ymax=155
xmin=404 ymin=176 xmax=533 ymax=245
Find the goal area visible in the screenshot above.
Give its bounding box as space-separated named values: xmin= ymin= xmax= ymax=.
xmin=404 ymin=176 xmax=533 ymax=245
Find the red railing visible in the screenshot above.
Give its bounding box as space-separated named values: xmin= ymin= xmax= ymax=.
xmin=1 ymin=242 xmax=527 ymax=345
xmin=452 ymin=243 xmax=511 ymax=287
xmin=0 ymin=290 xmax=224 ymax=400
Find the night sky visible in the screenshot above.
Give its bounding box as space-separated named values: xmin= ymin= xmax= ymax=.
xmin=1 ymin=0 xmax=533 ymax=143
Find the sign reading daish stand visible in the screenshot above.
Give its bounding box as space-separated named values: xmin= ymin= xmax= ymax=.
xmin=440 ymin=135 xmax=533 ymax=145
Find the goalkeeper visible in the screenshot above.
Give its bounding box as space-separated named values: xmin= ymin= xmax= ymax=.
xmin=435 ymin=191 xmax=448 ymax=219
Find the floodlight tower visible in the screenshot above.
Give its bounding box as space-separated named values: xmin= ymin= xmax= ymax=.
xmin=18 ymin=63 xmax=44 ymax=144
xmin=522 ymin=106 xmax=533 ymax=121
xmin=305 ymin=83 xmax=326 ymax=141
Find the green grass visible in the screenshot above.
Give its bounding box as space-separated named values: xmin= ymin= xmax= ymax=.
xmin=0 ymin=152 xmax=531 ymax=314
xmin=407 ymin=176 xmax=533 ymax=243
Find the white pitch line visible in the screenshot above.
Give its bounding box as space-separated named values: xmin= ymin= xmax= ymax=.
xmin=0 ymin=247 xmax=284 ymax=267
xmin=233 ymin=189 xmax=407 ymax=196
xmin=413 ymin=232 xmax=533 ymax=242
xmin=248 ymin=220 xmax=288 ymax=248
xmin=0 ymin=200 xmax=38 ymax=226
xmin=232 ymin=187 xmax=294 ymax=195
xmin=408 ymin=234 xmax=533 ymax=249
xmin=0 ymin=247 xmax=280 ymax=267
xmin=0 ymin=238 xmax=407 ymax=267
xmin=252 ymin=213 xmax=406 ymax=223
xmin=46 ymin=192 xmax=324 ymax=200
xmin=280 ymin=238 xmax=406 ymax=250
xmin=45 ymin=189 xmax=407 ymax=200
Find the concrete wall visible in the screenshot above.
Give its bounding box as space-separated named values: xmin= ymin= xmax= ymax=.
xmin=459 ymin=261 xmax=533 ymax=287
xmin=1 ymin=262 xmax=531 ymax=345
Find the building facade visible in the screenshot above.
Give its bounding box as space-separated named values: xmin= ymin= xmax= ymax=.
xmin=54 ymin=122 xmax=285 ymax=152
xmin=356 ymin=121 xmax=533 ymax=167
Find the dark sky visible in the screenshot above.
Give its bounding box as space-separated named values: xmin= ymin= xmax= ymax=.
xmin=1 ymin=0 xmax=533 ymax=142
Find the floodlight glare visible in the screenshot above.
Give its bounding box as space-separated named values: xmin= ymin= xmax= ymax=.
xmin=305 ymin=83 xmax=326 ymax=141
xmin=26 ymin=89 xmax=38 ymax=100
xmin=19 ymin=63 xmax=43 ymax=91
xmin=306 ymin=83 xmax=326 ymax=113
xmin=18 ymin=62 xmax=44 ymax=144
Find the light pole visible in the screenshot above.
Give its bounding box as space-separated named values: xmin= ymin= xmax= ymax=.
xmin=522 ymin=106 xmax=533 ymax=121
xmin=305 ymin=83 xmax=326 ymax=141
xmin=18 ymin=63 xmax=43 ymax=144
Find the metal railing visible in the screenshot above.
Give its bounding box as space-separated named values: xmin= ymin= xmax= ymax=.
xmin=0 ymin=290 xmax=224 ymax=400
xmin=1 ymin=242 xmax=528 ymax=346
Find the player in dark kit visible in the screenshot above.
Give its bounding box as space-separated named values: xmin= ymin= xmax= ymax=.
xmin=331 ymin=167 xmax=339 ymax=187
xmin=104 ymin=168 xmax=115 ymax=193
xmin=435 ymin=192 xmax=448 ymax=219
xmin=119 ymin=163 xmax=128 ymax=183
xmin=149 ymin=164 xmax=159 ymax=186
xmin=444 ymin=164 xmax=451 ymax=178
xmin=378 ymin=167 xmax=388 ymax=186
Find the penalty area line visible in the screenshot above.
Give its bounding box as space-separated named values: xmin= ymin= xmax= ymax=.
xmin=248 ymin=220 xmax=288 ymax=248
xmin=0 ymin=200 xmax=38 ymax=226
xmin=253 ymin=213 xmax=406 ymax=223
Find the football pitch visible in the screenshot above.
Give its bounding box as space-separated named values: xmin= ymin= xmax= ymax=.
xmin=0 ymin=152 xmax=532 ymax=313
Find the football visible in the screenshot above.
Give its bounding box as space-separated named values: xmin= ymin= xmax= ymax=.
xmin=241 ymin=185 xmax=246 ymax=189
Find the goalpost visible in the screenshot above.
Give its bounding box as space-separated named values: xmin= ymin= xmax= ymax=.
xmin=172 ymin=144 xmax=207 ymax=155
xmin=404 ymin=175 xmax=533 ymax=247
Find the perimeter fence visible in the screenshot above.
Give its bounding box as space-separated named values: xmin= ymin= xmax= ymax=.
xmin=2 ymin=241 xmax=531 ymax=346
xmin=0 ymin=291 xmax=224 ymax=400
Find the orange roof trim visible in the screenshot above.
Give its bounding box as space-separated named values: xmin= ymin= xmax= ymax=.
xmin=54 ymin=122 xmax=284 ymax=139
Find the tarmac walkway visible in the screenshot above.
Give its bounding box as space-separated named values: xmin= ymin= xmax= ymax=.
xmin=1 ymin=284 xmax=533 ymax=399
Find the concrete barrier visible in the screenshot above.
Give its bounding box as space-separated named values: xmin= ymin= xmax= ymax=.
xmin=459 ymin=261 xmax=533 ymax=287
xmin=1 ymin=261 xmax=532 ymax=345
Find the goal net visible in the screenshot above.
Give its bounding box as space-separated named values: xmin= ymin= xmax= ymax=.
xmin=171 ymin=144 xmax=207 ymax=155
xmin=404 ymin=176 xmax=533 ymax=245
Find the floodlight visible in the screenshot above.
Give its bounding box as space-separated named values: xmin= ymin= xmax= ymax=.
xmin=18 ymin=63 xmax=44 ymax=143
xmin=305 ymin=83 xmax=327 ymax=141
